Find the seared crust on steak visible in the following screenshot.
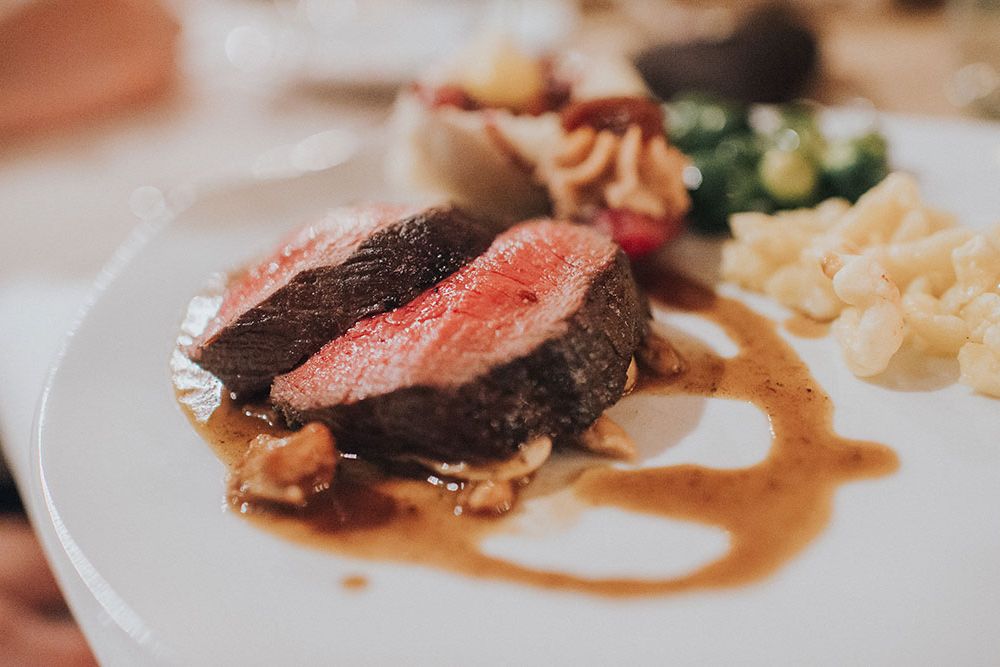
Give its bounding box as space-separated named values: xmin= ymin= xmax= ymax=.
xmin=188 ymin=206 xmax=496 ymax=397
xmin=273 ymin=222 xmax=647 ymax=464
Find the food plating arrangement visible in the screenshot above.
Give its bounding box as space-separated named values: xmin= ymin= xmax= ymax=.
xmin=172 ymin=40 xmax=999 ymax=596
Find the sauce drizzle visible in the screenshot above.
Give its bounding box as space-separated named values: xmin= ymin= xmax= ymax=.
xmin=175 ymin=268 xmax=897 ymax=597
xmin=784 ymin=313 xmax=832 ymax=339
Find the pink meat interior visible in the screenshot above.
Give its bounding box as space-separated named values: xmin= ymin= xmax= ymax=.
xmin=272 ymin=219 xmax=617 ymax=409
xmin=196 ymin=204 xmax=419 ymax=346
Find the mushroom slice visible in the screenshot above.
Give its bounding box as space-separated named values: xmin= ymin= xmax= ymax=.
xmin=230 ymin=422 xmax=337 ymax=508
xmin=579 ymin=415 xmax=637 ymax=461
xmin=411 ymin=436 xmax=553 ymax=482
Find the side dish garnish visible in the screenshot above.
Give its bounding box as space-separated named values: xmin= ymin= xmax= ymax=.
xmin=539 ymin=101 xmax=691 ymax=256
xmin=390 ymin=40 xmax=690 ymax=258
xmin=668 ymin=94 xmax=890 ymax=234
xmin=723 ymin=173 xmax=1000 ymax=397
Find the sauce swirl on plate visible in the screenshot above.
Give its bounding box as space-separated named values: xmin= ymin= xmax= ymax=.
xmin=174 ymin=268 xmax=897 ymax=596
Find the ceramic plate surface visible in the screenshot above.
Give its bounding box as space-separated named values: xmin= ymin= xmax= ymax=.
xmin=33 ymin=116 xmax=1000 ymax=665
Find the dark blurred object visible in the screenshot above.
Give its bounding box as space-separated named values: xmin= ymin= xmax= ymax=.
xmin=0 ymin=453 xmax=24 ymax=515
xmin=0 ymin=0 xmax=179 ymax=141
xmin=820 ymin=132 xmax=890 ymax=202
xmin=895 ymin=0 xmax=945 ymax=9
xmin=634 ymin=4 xmax=819 ymax=104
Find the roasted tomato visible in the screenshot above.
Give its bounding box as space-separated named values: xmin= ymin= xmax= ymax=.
xmin=590 ymin=208 xmax=685 ymax=259
xmin=561 ymin=97 xmax=665 ymax=140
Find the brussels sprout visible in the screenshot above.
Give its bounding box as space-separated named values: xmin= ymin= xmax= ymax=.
xmin=759 ymin=148 xmax=819 ymax=206
xmin=775 ymin=102 xmax=818 ymax=135
xmin=686 ymin=150 xmax=731 ymax=233
xmin=715 ymin=132 xmax=763 ymax=167
xmin=726 ymin=168 xmax=774 ymax=218
xmin=686 ymin=149 xmax=772 ymax=234
xmin=673 ymin=94 xmax=890 ymax=235
xmin=821 ymin=132 xmax=890 ymax=202
xmin=753 ymin=102 xmax=826 ymax=161
xmin=666 ymin=93 xmax=750 ymax=153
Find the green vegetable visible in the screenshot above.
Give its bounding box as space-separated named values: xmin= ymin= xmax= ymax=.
xmin=821 ymin=132 xmax=890 ymax=203
xmin=687 ymin=150 xmax=773 ymax=234
xmin=726 ymin=168 xmax=774 ymax=219
xmin=714 ymin=133 xmax=764 ymax=168
xmin=665 ymin=93 xmax=890 ymax=233
xmin=759 ymin=148 xmax=819 ymax=206
xmin=666 ymin=93 xmax=750 ymax=153
xmin=686 ymin=150 xmax=731 ymax=233
xmin=774 ymin=103 xmax=825 ymax=156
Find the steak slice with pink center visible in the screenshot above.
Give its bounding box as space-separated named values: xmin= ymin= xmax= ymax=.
xmin=187 ymin=204 xmax=496 ymax=396
xmin=271 ymin=219 xmax=648 ymax=464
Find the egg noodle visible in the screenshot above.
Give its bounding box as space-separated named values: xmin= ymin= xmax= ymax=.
xmin=723 ymin=173 xmax=1000 ymax=397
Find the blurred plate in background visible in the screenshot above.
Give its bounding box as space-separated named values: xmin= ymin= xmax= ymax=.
xmin=233 ymin=0 xmax=578 ymax=90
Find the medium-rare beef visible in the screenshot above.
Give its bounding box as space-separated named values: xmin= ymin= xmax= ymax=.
xmin=271 ymin=219 xmax=648 ymax=464
xmin=187 ymin=204 xmax=496 ymax=396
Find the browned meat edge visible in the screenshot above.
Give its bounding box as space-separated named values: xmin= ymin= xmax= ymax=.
xmin=277 ymin=250 xmax=649 ymax=464
xmin=191 ymin=206 xmax=497 ymax=397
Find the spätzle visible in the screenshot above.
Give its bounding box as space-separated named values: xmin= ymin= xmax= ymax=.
xmin=722 ymin=172 xmax=1000 ymax=397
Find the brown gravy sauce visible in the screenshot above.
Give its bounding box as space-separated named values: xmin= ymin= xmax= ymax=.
xmin=176 ymin=268 xmax=897 ymax=597
xmin=340 ymin=575 xmax=369 ymax=591
xmin=784 ymin=313 xmax=832 ymax=339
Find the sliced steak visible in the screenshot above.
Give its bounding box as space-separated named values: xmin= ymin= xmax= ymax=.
xmin=187 ymin=204 xmax=496 ymax=396
xmin=271 ymin=219 xmax=648 ymax=464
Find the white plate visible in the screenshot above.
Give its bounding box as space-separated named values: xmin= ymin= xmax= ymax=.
xmin=32 ymin=116 xmax=1000 ymax=666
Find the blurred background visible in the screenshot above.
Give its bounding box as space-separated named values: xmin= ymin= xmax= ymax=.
xmin=1 ymin=0 xmax=999 ymax=661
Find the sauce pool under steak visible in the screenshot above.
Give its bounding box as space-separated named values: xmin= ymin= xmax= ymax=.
xmin=173 ymin=267 xmax=898 ymax=597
